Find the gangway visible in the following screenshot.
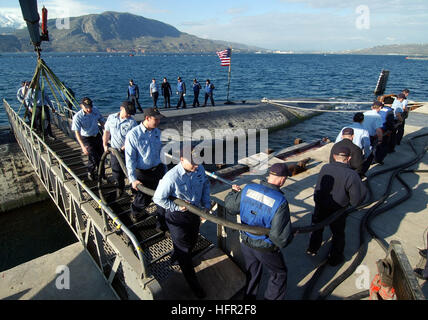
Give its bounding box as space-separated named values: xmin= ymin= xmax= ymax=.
xmin=3 ymin=99 xmax=246 ymax=300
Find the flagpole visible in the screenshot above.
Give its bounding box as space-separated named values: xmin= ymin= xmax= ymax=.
xmin=225 ymin=48 xmax=234 ymax=105
xmin=226 ymin=63 xmax=231 ymax=102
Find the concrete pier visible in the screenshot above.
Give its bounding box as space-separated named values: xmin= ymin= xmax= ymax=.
xmin=0 ymin=242 xmax=118 ymax=300
xmin=209 ymin=102 xmax=428 ymax=299
xmin=1 ymin=100 xmax=426 ymax=300
xmin=0 ymin=128 xmax=49 ymax=213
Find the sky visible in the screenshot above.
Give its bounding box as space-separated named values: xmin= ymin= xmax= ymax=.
xmin=1 ymin=0 xmax=428 ymax=51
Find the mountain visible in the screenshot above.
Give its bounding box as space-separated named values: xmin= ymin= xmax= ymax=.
xmin=340 ymin=44 xmax=428 ymax=56
xmin=0 ymin=35 xmax=22 ymax=52
xmin=0 ymin=27 xmax=17 ymax=34
xmin=0 ymin=13 xmax=26 ymax=30
xmin=6 ymin=11 xmax=264 ymax=53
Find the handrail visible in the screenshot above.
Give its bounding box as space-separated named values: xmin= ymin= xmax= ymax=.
xmin=108 ymin=147 xmax=271 ymax=236
xmin=266 ymin=99 xmax=370 ymax=113
xmin=3 ymin=99 xmax=148 ymax=278
xmin=264 ymin=98 xmax=374 ymax=105
xmin=107 ymin=148 xmax=354 ymax=236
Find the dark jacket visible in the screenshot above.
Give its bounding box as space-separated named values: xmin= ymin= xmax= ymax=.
xmin=314 ymin=162 xmax=367 ymax=210
xmin=193 ymin=82 xmax=202 ymax=93
xmin=224 ymin=181 xmax=293 ymax=250
xmin=329 ymin=139 xmax=364 ymax=176
xmin=161 ymin=82 xmax=172 ymax=96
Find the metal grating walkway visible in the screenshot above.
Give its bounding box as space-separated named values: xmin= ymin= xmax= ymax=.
xmin=3 ymin=99 xmax=213 ymax=299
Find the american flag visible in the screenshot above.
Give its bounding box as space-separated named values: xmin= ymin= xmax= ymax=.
xmin=216 ymin=48 xmax=231 ymax=67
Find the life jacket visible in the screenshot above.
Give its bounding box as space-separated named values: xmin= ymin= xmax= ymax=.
xmin=128 ymin=85 xmax=137 ymax=96
xmin=240 ymin=184 xmax=287 ymax=245
xmin=177 ymin=81 xmax=185 ymax=92
xmin=205 ymin=84 xmax=214 ymax=93
xmin=193 ymin=82 xmax=201 ymax=92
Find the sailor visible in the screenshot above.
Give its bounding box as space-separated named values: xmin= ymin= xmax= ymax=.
xmin=401 ymin=89 xmax=410 ymax=114
xmin=17 ymin=81 xmax=29 ymax=105
xmin=329 ymin=128 xmax=364 ymax=178
xmin=224 ymin=163 xmax=293 ymax=300
xmin=72 ymin=97 xmax=106 ymax=181
xmin=127 ymin=79 xmax=143 ymax=113
xmin=336 ymin=112 xmax=371 ymax=159
xmin=153 ymin=145 xmax=211 ymax=299
xmin=362 ymin=100 xmax=384 ymax=167
xmin=161 ymin=77 xmax=172 ymax=108
xmin=377 ymin=102 xmax=396 ymax=163
xmin=17 ymin=81 xmax=31 ymax=119
xmin=392 ymin=92 xmax=406 ymax=148
xmin=102 ymin=101 xmax=138 ymax=199
xmin=307 ymin=146 xmax=367 ymax=266
xmin=149 ymin=78 xmax=159 ymax=109
xmin=176 ymin=76 xmax=186 ymax=109
xmin=25 ymin=84 xmax=57 ymax=141
xmin=202 ymin=79 xmax=215 ymax=107
xmin=192 ymin=79 xmax=202 ymax=107
xmin=396 ymin=89 xmax=410 ymax=146
xmin=125 ymin=107 xmax=167 ymax=228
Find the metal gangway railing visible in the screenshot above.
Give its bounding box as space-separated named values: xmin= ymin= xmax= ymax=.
xmin=4 ymin=98 xmax=257 ymax=300
xmin=3 ymin=99 xmax=154 ymax=299
xmin=6 ymin=96 xmax=426 ymax=300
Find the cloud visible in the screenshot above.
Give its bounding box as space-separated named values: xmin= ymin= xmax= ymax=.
xmin=42 ymin=0 xmax=100 ymax=18
xmin=180 ymin=21 xmax=207 ymax=27
xmin=0 ymin=1 xmax=99 ymax=23
xmin=0 ymin=7 xmax=26 ymax=28
xmin=225 ymin=7 xmax=248 ymax=15
xmin=279 ymin=0 xmax=428 ymax=14
xmin=181 ymin=8 xmax=427 ymax=51
xmin=121 ymin=1 xmax=170 ymax=15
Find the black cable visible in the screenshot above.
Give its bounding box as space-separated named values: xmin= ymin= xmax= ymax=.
xmin=344 ymin=290 xmax=370 ymax=300
xmin=97 ymin=133 xmax=426 ymax=301
xmin=314 ymin=133 xmax=428 ymax=300
xmin=301 ymin=133 xmax=427 ymax=300
xmin=98 ymin=148 xmax=359 ymax=237
xmin=99 ymin=148 xmax=270 ymax=235
xmin=97 ymin=149 xmax=110 ymax=205
xmin=301 ymin=260 xmax=328 ymax=300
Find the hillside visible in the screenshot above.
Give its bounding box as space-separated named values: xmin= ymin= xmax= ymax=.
xmin=0 ymin=35 xmax=22 ymax=52
xmin=5 ymin=11 xmax=263 ymax=53
xmin=342 ymin=43 xmax=428 ymax=56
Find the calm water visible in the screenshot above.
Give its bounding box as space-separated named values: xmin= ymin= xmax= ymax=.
xmin=1 ymin=52 xmax=427 ymax=271
xmin=1 ymin=52 xmax=427 ymax=148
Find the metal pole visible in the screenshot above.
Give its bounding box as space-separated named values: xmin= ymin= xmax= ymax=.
xmin=226 ymin=63 xmax=231 ymax=102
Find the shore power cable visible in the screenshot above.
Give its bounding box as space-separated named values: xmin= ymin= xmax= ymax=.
xmin=97 ymin=148 xmax=357 ymax=239
xmin=303 ymin=132 xmax=427 ymax=300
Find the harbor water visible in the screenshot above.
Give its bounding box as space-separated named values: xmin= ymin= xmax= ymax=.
xmin=1 ymin=53 xmax=427 ymax=271
xmin=2 ymin=52 xmax=428 ymax=145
